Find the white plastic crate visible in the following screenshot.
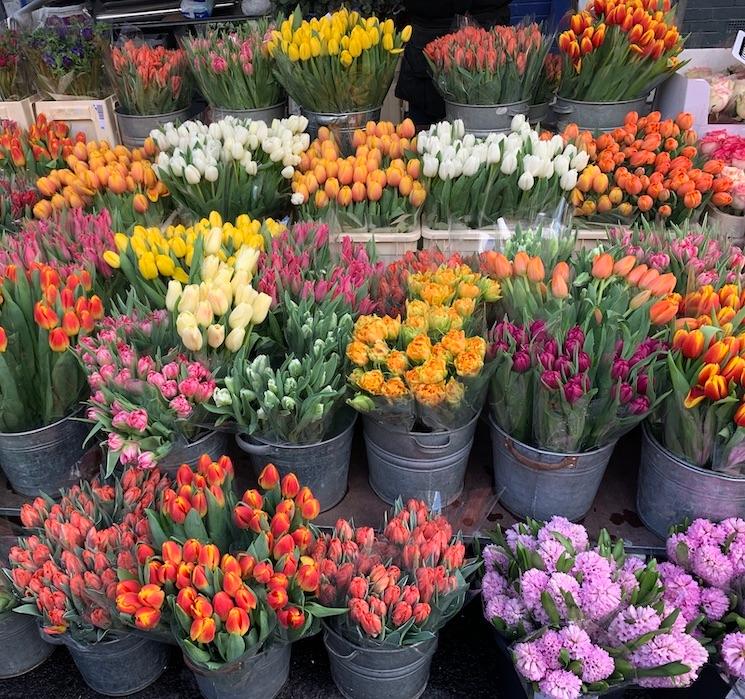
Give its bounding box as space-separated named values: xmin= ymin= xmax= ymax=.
xmin=333 ymin=228 xmax=420 ymax=265
xmin=656 ymin=49 xmax=745 ymax=137
xmin=0 ymin=95 xmax=38 ymax=129
xmin=33 ymin=95 xmax=119 ymax=144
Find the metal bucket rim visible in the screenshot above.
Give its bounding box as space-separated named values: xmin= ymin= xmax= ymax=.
xmin=364 ymin=411 xmax=479 ymax=439
xmin=58 ymin=630 xmax=142 ymax=652
xmin=301 ymin=107 xmax=383 ymax=118
xmin=115 ymin=105 xmax=193 ymax=120
xmin=172 ymin=428 xmax=223 ymax=450
xmin=487 ymin=412 xmax=616 ymax=458
xmin=323 ymin=621 xmax=436 ymax=656
xmin=183 ymin=641 xmax=288 ymax=676
xmin=642 ymin=421 xmax=745 ymax=482
xmin=0 ymin=407 xmax=84 ymax=438
xmin=240 ymin=410 xmax=357 ymax=450
xmin=211 ymin=102 xmax=286 ymax=113
xmin=444 ymin=98 xmax=530 ymax=109
xmin=554 ymin=95 xmax=649 ymax=107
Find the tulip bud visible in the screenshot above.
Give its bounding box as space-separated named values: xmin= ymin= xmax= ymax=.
xmin=224 ymin=327 xmax=246 ymax=353
xmin=251 ymin=293 xmax=272 ymax=325
xmin=178 ymin=284 xmax=200 ymax=314
xmin=206 ymin=324 xmax=225 ymax=348
xmin=180 ymin=326 xmax=204 ymax=352
xmin=165 ymin=280 xmax=182 ymax=311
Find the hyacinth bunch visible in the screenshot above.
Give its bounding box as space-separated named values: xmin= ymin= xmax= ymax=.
xmin=558 ymin=0 xmax=685 ymax=102
xmin=0 ymin=209 xmax=117 ymax=298
xmin=0 ymin=115 xmax=85 ymax=177
xmin=648 ymin=284 xmax=745 ymax=472
xmin=108 ymin=41 xmax=192 ymax=115
xmin=424 ymin=22 xmax=548 ymax=105
xmin=483 ymin=518 xmax=709 ymax=698
xmin=150 ymin=115 xmax=309 ymax=221
xmin=33 ymin=139 xmax=170 ymax=230
xmin=9 ymin=467 xmax=170 ymax=640
xmin=120 ymin=461 xmax=330 ymax=666
xmin=0 ymin=29 xmax=29 ymax=100
xmin=266 ymin=10 xmax=411 ymax=113
xmin=257 ymin=221 xmax=382 ymax=318
xmin=291 ymin=120 xmax=426 ymax=232
xmin=0 ymin=173 xmax=40 ymax=233
xmin=182 ymin=21 xmax=283 ymax=110
xmin=79 ymin=315 xmax=217 ymax=475
xmin=24 ymin=15 xmax=107 ymax=98
xmin=311 ymin=499 xmax=478 ymax=646
xmin=212 ymin=296 xmax=353 ymax=444
xmin=608 ymin=223 xmax=745 ymax=293
xmin=564 ymin=112 xmax=732 ymax=225
xmin=0 ymin=263 xmax=104 ymax=432
xmin=106 ymin=211 xmax=284 ymax=308
xmin=375 ymin=248 xmax=464 ymax=319
xmin=417 ymin=117 xmax=584 ymax=229
xmin=488 ymin=318 xmax=665 ymax=452
xmin=346 ymin=273 xmax=496 ymax=432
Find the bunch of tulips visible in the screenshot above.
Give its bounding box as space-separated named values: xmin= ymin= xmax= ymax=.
xmin=104 ymin=211 xmax=284 ymax=307
xmin=425 ymin=22 xmax=548 ymax=105
xmin=182 ymin=21 xmax=283 ymax=111
xmin=558 ymin=0 xmax=685 ymax=102
xmin=311 ymin=498 xmax=478 ymax=646
xmin=0 ymin=29 xmax=29 ymax=100
xmin=0 ymin=262 xmax=103 ymax=432
xmin=0 ymin=173 xmax=40 ymax=233
xmin=563 ymin=111 xmax=732 ymax=224
xmin=33 ymin=139 xmax=169 ymax=230
xmin=291 ymin=120 xmax=425 ymax=231
xmin=10 ymin=466 xmax=169 ymax=640
xmin=266 ymin=9 xmax=411 ymax=112
xmin=108 ymin=41 xmax=192 ymax=115
xmin=0 ymin=115 xmax=85 ymax=177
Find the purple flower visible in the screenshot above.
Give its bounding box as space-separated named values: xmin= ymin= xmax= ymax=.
xmin=537 ymin=630 xmax=564 ymax=669
xmin=547 ymin=572 xmax=581 ymax=619
xmin=722 ymin=632 xmax=745 ymax=680
xmin=658 ymin=562 xmax=701 ymax=623
xmin=636 ymin=372 xmax=649 ymax=395
xmin=628 ymin=395 xmax=651 ymax=415
xmin=483 ymin=544 xmax=509 ymax=572
xmin=579 ymin=577 xmax=622 ymax=620
xmin=611 ymin=358 xmax=630 ymax=381
xmin=514 ymin=641 xmax=548 ymax=682
xmin=687 ymin=518 xmax=726 ymax=548
xmin=559 ymin=625 xmax=592 ymax=658
xmin=513 ymin=351 xmax=532 ymax=373
xmin=579 ymin=645 xmax=615 ymax=683
xmin=576 ymin=351 xmax=591 ymax=372
xmin=692 ymin=544 xmax=735 ymax=588
xmin=608 ymin=605 xmax=661 ymax=644
xmin=539 ymin=352 xmax=556 ymax=370
xmin=538 ymin=539 xmax=569 ymax=573
xmin=506 ymin=528 xmax=538 ymax=553
xmin=482 ymin=570 xmax=508 ymax=601
xmin=538 ymin=668 xmax=583 ymax=699
xmin=700 ymin=587 xmax=730 ymax=621
xmin=486 ymin=596 xmax=528 ymax=628
xmin=520 ymin=569 xmax=550 ymax=611
xmin=539 ymin=517 xmax=590 ymax=552
xmin=572 ymin=551 xmax=613 ymax=580
xmin=634 ymin=632 xmax=707 ymax=688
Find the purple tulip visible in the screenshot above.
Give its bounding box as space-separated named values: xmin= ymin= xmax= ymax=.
xmin=611 ymin=359 xmax=630 ymax=381
xmin=619 ymin=383 xmax=634 ymax=405
xmin=629 ymin=395 xmax=651 ymax=415
xmin=541 ymin=370 xmax=562 ymax=390
xmin=636 ymin=373 xmax=649 ymax=395
xmin=564 ymin=377 xmax=586 ymax=405
xmin=513 ymin=351 xmax=532 ymax=373
xmin=554 ymin=355 xmax=572 ymax=377
xmin=539 ymin=351 xmax=555 ymax=370
xmin=577 ymin=351 xmax=591 ymax=373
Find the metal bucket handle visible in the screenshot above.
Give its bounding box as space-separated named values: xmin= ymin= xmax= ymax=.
xmin=506 ymin=104 xmax=527 ymax=117
xmin=505 ymin=438 xmax=577 ymax=471
xmin=235 ymin=433 xmax=273 ymax=456
xmin=552 ymin=102 xmax=574 ymax=116
xmin=323 ymin=636 xmax=358 ymax=661
xmin=412 ymin=434 xmax=452 ymax=450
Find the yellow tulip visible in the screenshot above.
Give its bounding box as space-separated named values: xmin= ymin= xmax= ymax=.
xmin=310 ymin=36 xmax=321 ymax=57
xmin=401 ymin=25 xmax=412 ymax=42
xmin=156 ymin=254 xmax=176 ymax=277
xmin=138 ymin=254 xmax=158 ymax=281
xmin=103 ymin=250 xmax=121 ymax=269
xmin=170 ymin=237 xmax=187 ymax=258
xmin=382 ymin=33 xmax=393 ymax=51
xmin=173 ymin=268 xmax=189 ymax=284
xmin=299 ymin=42 xmax=311 ymax=60
xmin=208 ymin=211 xmax=223 ymax=228
xmin=349 ymin=37 xmax=362 ymax=58
xmin=288 ymin=43 xmax=300 ymax=62
xmin=340 ymin=50 xmax=353 ymax=67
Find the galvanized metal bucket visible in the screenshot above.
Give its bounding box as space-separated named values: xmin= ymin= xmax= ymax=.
xmin=210 ymin=103 xmax=286 ymax=124
xmin=0 ymin=613 xmax=54 ymax=678
xmin=62 ymin=632 xmax=170 ymax=696
xmin=156 ymin=430 xmax=230 ymax=477
xmin=488 ymin=415 xmax=616 ymax=522
xmin=235 ymin=410 xmax=356 ymax=511
xmin=301 ymin=107 xmax=381 ymax=154
xmin=116 ymin=106 xmax=193 ymax=148
xmin=528 ymin=101 xmax=550 ymax=126
xmin=185 ymin=642 xmax=290 ymax=699
xmin=444 ymin=100 xmax=530 ymax=135
xmin=363 ymin=414 xmax=478 ymax=507
xmin=637 ymin=423 xmax=745 ymax=539
xmin=553 ymin=95 xmax=649 ymax=133
xmin=324 ymin=624 xmax=437 ymax=699
xmin=0 ymin=413 xmax=89 ymax=497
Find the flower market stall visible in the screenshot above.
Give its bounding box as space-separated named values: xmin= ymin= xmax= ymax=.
xmin=1 ymin=4 xmax=745 ymax=699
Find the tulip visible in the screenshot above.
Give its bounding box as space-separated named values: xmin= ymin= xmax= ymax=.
xmin=176 ymin=587 xmax=199 ymax=615
xmin=253 ymin=561 xmax=274 ymax=585
xmin=49 ymin=327 xmax=70 ymax=352
xmin=137 ymin=584 xmax=165 ymax=610
xmin=526 ymin=257 xmax=545 ymax=283
xmin=258 ymin=463 xmax=280 ymax=490
xmin=199 ymin=544 xmax=220 ymax=569
xmin=704 ymin=374 xmax=729 ymax=401
xmin=649 ymin=297 xmax=679 ymax=325
xmin=190 ymin=616 xmax=216 ymax=644
xmin=735 ymin=402 xmax=745 ymax=428
xmin=591 ymin=253 xmax=614 ymax=279
xmin=613 ymin=255 xmax=637 ymax=277
xmin=225 ymin=607 xmax=250 ymax=636
xmin=513 ymin=251 xmax=530 ymax=276
xmin=134 ymin=607 xmax=161 ymax=630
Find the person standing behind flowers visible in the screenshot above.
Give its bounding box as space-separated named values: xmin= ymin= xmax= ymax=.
xmin=396 ymin=0 xmax=511 ymax=129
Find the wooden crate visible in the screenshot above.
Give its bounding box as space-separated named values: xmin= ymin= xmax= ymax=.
xmin=34 ymin=95 xmax=119 ymax=144
xmin=0 ymin=95 xmax=38 ymax=129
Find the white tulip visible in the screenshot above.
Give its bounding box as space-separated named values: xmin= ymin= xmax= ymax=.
xmin=234 ymin=125 xmax=249 ymax=145
xmin=230 ymin=142 xmax=244 ymax=161
xmin=518 ymin=172 xmax=534 ymax=191
xmin=571 ymin=151 xmax=590 ymax=171
xmin=180 ymin=326 xmax=203 ymax=352
xmin=245 ymin=161 xmax=258 ymax=176
xmin=195 ymin=300 xmax=214 ymax=328
xmin=224 ymin=327 xmax=246 ymax=353
xmin=204 ymin=227 xmax=223 ymax=255
xmin=269 ymin=148 xmax=285 ymax=163
xmin=234 ymin=247 xmax=260 ymax=273
xmin=486 ymin=142 xmax=501 ymax=165
xmin=206 ymin=324 xmax=225 ymax=349
xmin=165 ymin=280 xmax=182 ymax=312
xmin=281 ymin=165 xmax=294 ymax=179
xmin=291 ymin=192 xmax=305 ymax=205
xmin=463 ymin=133 xmax=476 ymax=149
xmin=539 ymin=159 xmax=554 ymax=179
xmin=208 ymin=122 xmax=222 ymax=140
xmin=438 ymin=161 xmax=453 ymax=180
xmin=201 ymin=254 xmax=220 ymax=281
xmin=235 ymin=285 xmax=258 ymax=306
xmin=204 ymin=165 xmax=219 ymax=182
xmin=510 ymin=114 xmax=527 ymax=132
xmin=178 ymin=286 xmax=200 ymax=315
xmin=523 ymin=154 xmax=542 ymax=177
xmin=453 ymin=120 xmax=466 ymax=140
xmin=228 ymin=303 xmax=254 ymax=330
xmin=251 ymin=293 xmax=272 ymax=325
xmin=463 ymin=155 xmax=481 ymax=177
xmin=184 ymin=164 xmax=201 ymax=185
xmin=167 ymin=129 xmax=180 ymax=148
xmin=176 ymin=311 xmax=197 ymax=333
xmin=560 ymin=170 xmax=578 ymax=190
xmin=553 ymin=154 xmax=570 ymax=177
xmin=501 ymin=152 xmax=518 ymax=175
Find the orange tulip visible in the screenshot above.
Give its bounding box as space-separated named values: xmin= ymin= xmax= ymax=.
xmin=649 ymin=296 xmax=679 ymax=325
xmin=735 ymin=402 xmax=745 ymax=427
xmin=627 ymin=264 xmax=649 ymax=286
xmin=613 ymin=255 xmax=637 ymax=277
xmin=679 ymin=329 xmax=705 ymax=358
xmin=225 ymin=607 xmax=250 ymax=636
xmin=591 ymin=252 xmax=614 ymax=279
xmin=258 ymin=463 xmax=280 ymax=490
xmin=137 ymin=584 xmax=165 ymax=610
xmin=704 ymin=374 xmax=729 ymax=401
xmin=484 ymin=252 xmax=512 ymax=279
xmin=0 ymin=327 xmax=6 ymax=353
xmin=513 ymin=251 xmax=530 ymax=276
xmin=526 ymin=256 xmax=545 ymax=283
xmin=134 ymin=607 xmax=161 ymax=630
xmin=48 ymin=327 xmax=70 ymax=352
xmin=190 ymin=617 xmax=216 ymax=644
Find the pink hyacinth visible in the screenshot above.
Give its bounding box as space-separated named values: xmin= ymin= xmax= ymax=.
xmin=538 ymin=668 xmax=583 ymax=699
xmin=722 ymin=632 xmax=745 ymax=680
xmin=513 ymin=641 xmax=547 ymax=682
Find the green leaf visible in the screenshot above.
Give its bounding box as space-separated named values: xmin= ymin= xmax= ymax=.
xmin=183 ymin=508 xmax=210 ymax=543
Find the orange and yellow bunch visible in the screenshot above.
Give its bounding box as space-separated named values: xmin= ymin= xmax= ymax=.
xmin=291 ymin=119 xmax=426 ymax=232
xmin=558 ymin=0 xmax=685 ymax=101
xmin=33 ymin=138 xmax=170 ymax=230
xmin=563 ymin=111 xmax=731 ymax=224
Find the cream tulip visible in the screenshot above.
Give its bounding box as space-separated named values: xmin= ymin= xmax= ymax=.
xmin=225 ymin=327 xmax=246 ymax=353
xmin=165 ymin=280 xmax=183 ymax=312
xmin=207 ymin=323 xmax=225 ymax=348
